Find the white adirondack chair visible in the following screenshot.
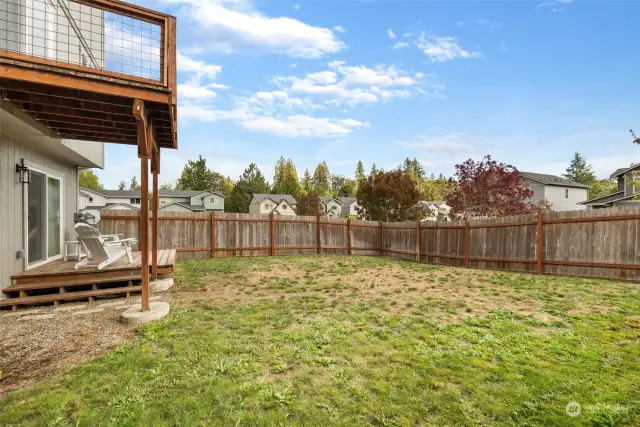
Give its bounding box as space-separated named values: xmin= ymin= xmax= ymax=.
xmin=74 ymin=223 xmax=137 ymax=270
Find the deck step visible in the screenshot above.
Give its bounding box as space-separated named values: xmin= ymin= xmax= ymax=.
xmin=4 ymin=274 xmax=141 ymax=293
xmin=0 ymin=285 xmax=142 ymax=308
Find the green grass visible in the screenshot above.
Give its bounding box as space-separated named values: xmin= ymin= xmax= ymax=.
xmin=2 ymin=256 xmax=639 ymax=426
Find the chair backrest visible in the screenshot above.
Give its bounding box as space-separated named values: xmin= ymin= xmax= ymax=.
xmin=75 ymin=223 xmax=108 ymax=259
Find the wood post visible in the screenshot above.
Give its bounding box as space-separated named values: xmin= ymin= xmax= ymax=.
xmin=316 ymin=215 xmax=321 ymax=254
xmin=151 ymin=161 xmax=158 ymax=280
xmin=463 ymin=218 xmax=470 ymax=268
xmin=211 ymin=210 xmax=216 ymax=258
xmin=139 ymin=155 xmax=150 ymax=312
xmin=417 ymin=221 xmax=422 ymax=263
xmin=346 ymin=218 xmax=352 ymax=255
xmin=537 ymin=208 xmax=544 ymax=273
xmin=270 ymin=213 xmax=275 ymax=256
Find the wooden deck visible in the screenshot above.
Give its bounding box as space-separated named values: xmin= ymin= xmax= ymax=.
xmin=1 ymin=250 xmax=175 ymax=310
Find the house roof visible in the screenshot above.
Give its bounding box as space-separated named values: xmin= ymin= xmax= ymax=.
xmin=338 ymin=197 xmax=357 ymax=206
xmin=80 ymin=188 xmax=142 ymax=198
xmin=519 ymin=172 xmax=590 ymax=189
xmin=578 ymin=190 xmax=624 ymax=205
xmin=160 ymin=189 xmax=224 ymax=198
xmin=92 ymin=203 xmax=140 ymax=210
xmin=610 ymin=163 xmax=640 ymax=179
xmin=253 ymin=194 xmax=297 ymax=204
xmin=319 ymin=196 xmax=340 ymax=204
xmin=80 ymin=188 xmax=224 ymax=198
xmin=158 ymin=202 xmax=206 ymax=211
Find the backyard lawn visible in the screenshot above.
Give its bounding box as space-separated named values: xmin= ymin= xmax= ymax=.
xmin=1 ymin=255 xmax=639 ymax=426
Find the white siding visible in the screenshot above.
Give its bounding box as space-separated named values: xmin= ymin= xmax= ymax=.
xmin=159 ymin=196 xmax=190 ymax=207
xmin=107 ymin=196 xmax=139 ymax=207
xmin=523 ymin=179 xmax=546 ymax=206
xmin=0 ymin=131 xmax=78 ymax=292
xmin=325 ymin=200 xmax=342 ymax=217
xmin=545 ymin=186 xmax=588 ymax=211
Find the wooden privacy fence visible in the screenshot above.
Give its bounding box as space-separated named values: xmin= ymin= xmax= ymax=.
xmin=99 ymin=206 xmax=640 ymax=282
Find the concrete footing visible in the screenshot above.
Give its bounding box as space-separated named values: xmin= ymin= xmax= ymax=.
xmin=121 ymin=301 xmax=170 ymax=325
xmin=150 ymin=277 xmax=174 ymax=293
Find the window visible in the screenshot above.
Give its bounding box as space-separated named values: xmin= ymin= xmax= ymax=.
xmin=210 ymin=197 xmax=216 ymax=203
xmin=161 ymin=200 xmax=166 ymax=205
xmin=565 ymin=189 xmax=569 ymax=199
xmin=265 ymin=203 xmax=272 ymax=210
xmin=282 ymin=204 xmax=288 ymax=210
xmin=331 ymin=205 xmax=337 ymax=210
xmin=130 ymin=198 xmax=141 ymax=204
xmin=88 ymin=197 xmax=93 ymax=202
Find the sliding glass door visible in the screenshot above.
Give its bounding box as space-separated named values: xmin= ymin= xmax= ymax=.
xmin=26 ymin=169 xmax=63 ymax=267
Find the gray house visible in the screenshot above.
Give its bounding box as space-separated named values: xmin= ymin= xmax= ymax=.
xmin=158 ymin=190 xmax=225 ymax=213
xmin=249 ymin=194 xmax=297 ymax=216
xmin=520 ymin=172 xmax=589 ymax=211
xmin=580 ymin=164 xmax=640 ymax=208
xmin=1 ymin=99 xmax=104 ymax=292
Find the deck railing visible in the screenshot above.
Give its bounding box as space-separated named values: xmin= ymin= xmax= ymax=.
xmin=0 ymin=0 xmax=175 ymax=87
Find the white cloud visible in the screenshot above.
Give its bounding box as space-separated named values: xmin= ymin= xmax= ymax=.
xmin=402 ymin=32 xmax=412 ymax=38
xmin=165 ymin=0 xmax=345 ymax=58
xmin=476 ymin=18 xmax=501 ymax=29
xmin=177 ymin=52 xmax=227 ymax=100
xmin=294 ymin=3 xmax=300 ymax=10
xmin=289 ymin=63 xmax=297 ymax=68
xmin=456 ymin=21 xmax=465 ymax=27
xmin=333 ymin=26 xmax=346 ymax=33
xmin=392 ymin=41 xmax=409 ymax=49
xmin=396 ymin=133 xmax=475 ymax=152
xmin=177 ymin=51 xmax=222 ymax=79
xmin=538 ymin=0 xmax=573 ymax=9
xmin=387 ymin=28 xmax=397 ymax=39
xmin=415 ymin=34 xmax=482 ymax=62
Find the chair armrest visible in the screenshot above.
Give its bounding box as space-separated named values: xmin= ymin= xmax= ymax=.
xmin=104 ymin=238 xmax=137 ymax=247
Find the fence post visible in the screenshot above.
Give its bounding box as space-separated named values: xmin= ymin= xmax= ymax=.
xmin=537 ymin=208 xmax=544 ymax=273
xmin=463 ymin=218 xmax=470 ymax=268
xmin=316 ymin=215 xmax=321 ymax=254
xmin=210 ymin=210 xmax=216 ymax=258
xmin=270 ymin=213 xmax=275 ymax=256
xmin=347 ymin=218 xmax=352 ymax=255
xmin=379 ymin=221 xmax=384 ymax=255
xmin=417 ymin=220 xmax=422 ymax=264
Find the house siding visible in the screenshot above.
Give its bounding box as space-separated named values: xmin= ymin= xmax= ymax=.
xmin=158 ymin=204 xmax=199 ymax=213
xmin=0 ymin=131 xmax=78 ymax=292
xmin=523 ymin=179 xmax=546 ymax=206
xmin=545 ymin=185 xmax=588 ymax=211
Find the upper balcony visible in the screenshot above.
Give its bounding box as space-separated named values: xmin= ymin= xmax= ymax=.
xmin=0 ymin=0 xmax=177 ymax=149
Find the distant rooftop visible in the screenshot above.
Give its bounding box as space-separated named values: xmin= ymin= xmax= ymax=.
xmin=519 ymin=172 xmax=590 ymax=189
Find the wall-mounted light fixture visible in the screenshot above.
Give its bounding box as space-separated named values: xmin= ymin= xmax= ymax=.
xmin=16 ymin=160 xmax=31 ymax=184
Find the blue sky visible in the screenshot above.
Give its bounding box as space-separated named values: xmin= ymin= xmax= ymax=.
xmin=95 ymin=0 xmax=640 ymax=188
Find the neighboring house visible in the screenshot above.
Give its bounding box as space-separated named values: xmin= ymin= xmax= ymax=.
xmin=319 ymin=196 xmax=343 ymax=218
xmin=519 ymin=172 xmax=589 ymax=211
xmin=79 ymin=188 xmax=142 ymax=211
xmin=79 ymin=188 xmax=225 ymax=213
xmin=420 ymin=201 xmax=451 ymax=221
xmin=0 ymin=98 xmax=104 ymax=291
xmin=158 ymin=190 xmax=225 ymax=213
xmin=338 ymin=197 xmax=361 ymax=218
xmin=580 ymin=164 xmax=640 ymax=209
xmin=249 ymin=194 xmax=297 ymax=216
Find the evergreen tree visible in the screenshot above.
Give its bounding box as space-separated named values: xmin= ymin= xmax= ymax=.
xmin=273 ymin=157 xmax=301 ymax=196
xmin=355 ymin=160 xmax=365 ymax=183
xmin=402 ymin=157 xmax=425 ymax=184
xmin=129 ymin=176 xmax=140 ymax=190
xmin=563 ymin=152 xmax=596 ymax=185
xmin=301 ymin=169 xmax=313 ymax=194
xmin=79 ymin=169 xmax=103 ymax=190
xmin=118 ymin=181 xmax=127 ymax=191
xmin=370 ymin=163 xmax=379 ymax=175
xmin=312 ymin=161 xmax=332 ymax=196
xmin=226 ymin=163 xmax=270 ymax=213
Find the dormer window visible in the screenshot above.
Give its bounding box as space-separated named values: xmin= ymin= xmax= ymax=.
xmin=282 ymin=204 xmax=288 ymax=209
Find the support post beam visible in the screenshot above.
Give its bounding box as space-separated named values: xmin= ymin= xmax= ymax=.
xmin=134 ymin=98 xmax=150 ymax=312
xmin=151 ymin=144 xmax=159 ymax=280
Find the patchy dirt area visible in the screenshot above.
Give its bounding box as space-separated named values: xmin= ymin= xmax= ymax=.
xmin=0 ymin=299 xmax=144 ymax=395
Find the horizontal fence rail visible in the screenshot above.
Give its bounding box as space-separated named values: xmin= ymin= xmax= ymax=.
xmin=98 ymin=206 xmax=640 ymax=282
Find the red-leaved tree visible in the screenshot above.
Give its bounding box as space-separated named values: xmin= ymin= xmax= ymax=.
xmin=446 ymin=155 xmax=541 ymax=218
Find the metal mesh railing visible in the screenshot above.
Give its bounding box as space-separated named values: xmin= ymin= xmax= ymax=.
xmin=0 ymin=0 xmax=163 ymax=81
